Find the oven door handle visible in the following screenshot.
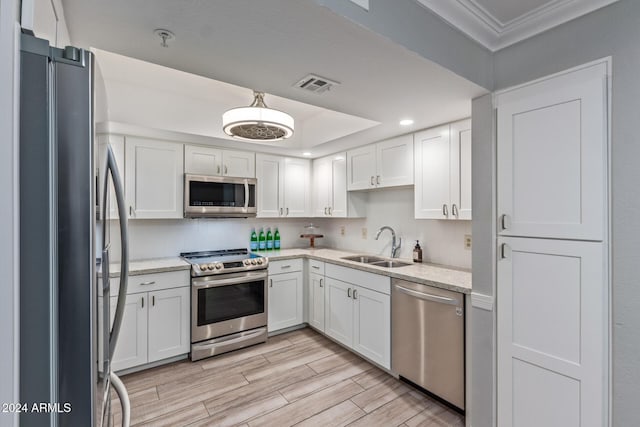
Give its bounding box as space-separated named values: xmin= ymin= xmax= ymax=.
xmin=194 ymin=328 xmax=267 ymax=350
xmin=192 ymin=271 xmax=268 ymax=289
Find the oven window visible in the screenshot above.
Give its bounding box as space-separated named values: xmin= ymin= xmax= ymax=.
xmin=190 ymin=181 xmax=246 ymax=207
xmin=197 ymin=280 xmax=264 ymax=326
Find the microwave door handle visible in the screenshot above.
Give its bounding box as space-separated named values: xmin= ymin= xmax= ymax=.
xmin=102 ymin=145 xmax=130 ymax=359
xmin=244 ymin=181 xmax=249 ymax=210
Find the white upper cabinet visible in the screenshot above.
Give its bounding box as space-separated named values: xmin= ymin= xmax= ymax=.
xmin=184 ymin=145 xmax=255 ymax=178
xmin=347 ymin=134 xmax=413 ymax=191
xmin=125 ymin=137 xmax=184 ymax=219
xmin=414 ymin=119 xmax=471 ymax=220
xmin=256 ymin=154 xmax=310 ymax=218
xmin=496 ymin=64 xmax=606 ymax=240
xmin=313 ymin=153 xmax=365 ymax=218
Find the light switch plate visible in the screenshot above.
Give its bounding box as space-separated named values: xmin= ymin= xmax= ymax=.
xmin=340 ymin=226 xmax=346 ymax=236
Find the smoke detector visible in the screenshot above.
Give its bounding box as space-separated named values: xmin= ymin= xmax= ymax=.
xmin=294 ymin=74 xmax=340 ymax=94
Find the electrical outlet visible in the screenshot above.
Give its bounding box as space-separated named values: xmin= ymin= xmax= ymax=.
xmin=340 ymin=225 xmax=345 ymax=236
xmin=361 ymin=227 xmax=367 ymax=239
xmin=464 ymin=234 xmax=472 ymax=250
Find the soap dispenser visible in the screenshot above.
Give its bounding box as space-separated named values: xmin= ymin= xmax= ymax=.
xmin=413 ymin=240 xmax=423 ymax=263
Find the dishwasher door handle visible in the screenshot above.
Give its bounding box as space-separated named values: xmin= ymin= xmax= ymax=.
xmin=395 ymin=285 xmax=459 ymax=306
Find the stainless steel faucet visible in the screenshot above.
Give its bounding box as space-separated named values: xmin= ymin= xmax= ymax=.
xmin=375 ymin=226 xmax=402 ymax=258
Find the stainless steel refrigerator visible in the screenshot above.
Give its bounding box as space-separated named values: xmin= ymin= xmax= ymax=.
xmin=19 ymin=33 xmax=130 ymax=427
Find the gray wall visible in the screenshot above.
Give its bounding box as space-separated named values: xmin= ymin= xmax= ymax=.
xmin=0 ymin=0 xmax=20 ymax=426
xmin=491 ymin=1 xmax=640 ymax=425
xmin=314 ymin=0 xmax=493 ymax=90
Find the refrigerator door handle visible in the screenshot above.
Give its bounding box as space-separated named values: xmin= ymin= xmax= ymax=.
xmin=110 ymin=372 xmax=131 ymax=427
xmin=101 ymin=144 xmax=129 ymax=359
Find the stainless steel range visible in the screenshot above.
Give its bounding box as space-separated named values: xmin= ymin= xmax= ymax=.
xmin=181 ymin=248 xmax=269 ymax=361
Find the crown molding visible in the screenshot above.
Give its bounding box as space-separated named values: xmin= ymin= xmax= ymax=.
xmin=415 ymin=0 xmax=619 ymax=51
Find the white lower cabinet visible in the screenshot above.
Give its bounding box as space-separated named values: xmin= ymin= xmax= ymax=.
xmin=323 ymin=265 xmax=391 ymax=369
xmin=100 ymin=273 xmax=190 ymax=372
xmin=268 ymin=260 xmax=304 ymax=332
xmin=308 ymin=272 xmax=325 ymax=332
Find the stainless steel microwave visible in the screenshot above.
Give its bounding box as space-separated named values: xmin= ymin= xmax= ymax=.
xmin=184 ymin=174 xmax=257 ymax=218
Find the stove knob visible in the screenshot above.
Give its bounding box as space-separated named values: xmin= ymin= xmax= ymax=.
xmin=250 ymin=259 xmax=257 ymax=265
xmin=215 ymin=263 xmax=223 ymax=270
xmin=199 ymin=264 xmax=208 ymax=271
xmin=243 ymin=259 xmax=250 ymax=266
xmin=207 ymin=263 xmax=216 ymax=270
xmin=256 ymin=258 xmax=263 ymax=265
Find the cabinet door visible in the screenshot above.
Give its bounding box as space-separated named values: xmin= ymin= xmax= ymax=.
xmin=330 ymin=154 xmax=348 ymax=217
xmin=222 ymin=149 xmax=255 ymax=178
xmin=414 ymin=125 xmax=451 ymax=219
xmin=312 ymin=157 xmax=331 ymax=217
xmin=148 ymin=287 xmax=190 ymax=363
xmin=323 ymin=277 xmax=353 ymax=348
xmin=110 ymin=294 xmax=148 ymax=372
xmin=496 ymin=63 xmax=606 ymax=240
xmin=451 ymin=119 xmax=472 ymax=220
xmin=497 ymin=237 xmax=606 ymax=427
xmin=352 ymin=286 xmax=390 ymax=369
xmin=126 ymin=137 xmax=184 ymax=219
xmin=376 ymin=135 xmax=414 ymax=188
xmin=98 ymin=134 xmax=125 ymax=220
xmin=268 ymin=271 xmax=303 ymax=332
xmin=256 ymin=154 xmax=282 ymax=217
xmin=282 ymin=157 xmax=311 ymax=217
xmin=184 ymin=145 xmax=222 ymax=175
xmin=347 ymin=145 xmax=376 ymax=191
xmin=308 ymin=272 xmax=325 ymax=332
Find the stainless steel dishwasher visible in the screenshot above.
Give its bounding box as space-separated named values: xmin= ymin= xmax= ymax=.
xmin=391 ymin=278 xmax=465 ymax=411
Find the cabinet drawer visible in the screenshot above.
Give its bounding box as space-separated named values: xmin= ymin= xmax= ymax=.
xmin=269 ymin=258 xmax=303 ymax=274
xmin=325 ymin=263 xmax=390 ymax=295
xmin=105 ymin=270 xmax=190 ymax=297
xmin=308 ymin=259 xmax=325 ymax=275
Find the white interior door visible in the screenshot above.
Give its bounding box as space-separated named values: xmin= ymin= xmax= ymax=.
xmin=497 ymin=237 xmax=606 ymax=427
xmin=414 ymin=125 xmax=451 ymax=219
xmin=497 ymin=62 xmax=607 ymax=240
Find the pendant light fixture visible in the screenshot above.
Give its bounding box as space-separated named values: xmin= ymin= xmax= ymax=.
xmin=222 ymin=91 xmax=294 ymax=141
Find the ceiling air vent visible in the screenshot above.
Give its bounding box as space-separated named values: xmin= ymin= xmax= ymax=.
xmin=294 ymin=74 xmax=340 ymax=94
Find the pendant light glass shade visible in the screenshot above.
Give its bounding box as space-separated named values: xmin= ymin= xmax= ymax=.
xmin=222 ymin=91 xmax=294 ymax=141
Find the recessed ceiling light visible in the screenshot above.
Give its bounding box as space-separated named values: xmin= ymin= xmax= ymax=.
xmin=303 ymin=152 xmax=312 ymax=156
xmin=399 ymin=119 xmax=414 ymax=126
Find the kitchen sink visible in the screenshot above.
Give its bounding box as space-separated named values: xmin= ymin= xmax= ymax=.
xmin=341 ymin=255 xmax=385 ymax=264
xmin=369 ymin=260 xmax=412 ymax=268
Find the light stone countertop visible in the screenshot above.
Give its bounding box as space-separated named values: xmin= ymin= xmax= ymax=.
xmin=109 ymin=247 xmax=471 ymax=294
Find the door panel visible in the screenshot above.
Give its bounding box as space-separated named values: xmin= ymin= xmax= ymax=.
xmin=312 ymin=157 xmax=331 ymax=217
xmin=347 ymin=145 xmax=376 ymax=191
xmin=309 ymin=272 xmax=325 ymax=331
xmin=282 ymin=158 xmax=310 ymax=217
xmin=497 ymin=237 xmax=606 ymax=426
xmin=223 ymin=150 xmax=255 ymax=178
xmin=414 ymin=125 xmax=451 ymax=219
xmin=323 ymin=278 xmax=353 ymax=347
xmin=376 ymin=135 xmax=413 ymax=188
xmin=268 ymin=272 xmax=302 ymax=332
xmin=109 ymin=294 xmax=147 ymax=372
xmin=148 ymin=287 xmax=190 ymax=363
xmin=331 ymin=155 xmax=348 ymax=217
xmin=353 ymin=286 xmax=390 ymax=369
xmin=184 ymin=145 xmax=222 ymax=175
xmin=497 ymin=63 xmax=607 ymax=240
xmin=452 ymin=119 xmax=472 ymax=220
xmin=256 ymin=154 xmax=281 ymax=217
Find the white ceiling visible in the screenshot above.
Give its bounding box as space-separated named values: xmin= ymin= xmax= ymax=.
xmin=61 ymin=0 xmax=487 ymax=158
xmin=417 ymin=0 xmax=620 ymax=51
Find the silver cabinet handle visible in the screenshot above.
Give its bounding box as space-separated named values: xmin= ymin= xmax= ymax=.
xmin=269 ymin=279 xmax=273 ymax=288
xmin=139 ymin=281 xmax=155 ymax=286
xmin=280 ymin=265 xmax=291 ymax=269
xmin=224 ymin=165 xmax=228 ymax=175
xmin=279 ymin=207 xmax=283 ymax=216
xmin=376 ymin=175 xmax=380 ymax=185
xmin=500 ymin=243 xmax=512 ymax=259
xmin=319 ymin=278 xmax=323 ymax=288
xmin=141 ymin=296 xmax=144 ymax=309
xmin=347 ymin=288 xmax=352 ymax=298
xmin=324 ymin=207 xmax=328 ymax=215
xmin=152 ymin=295 xmax=155 ymax=306
xmin=129 ymin=206 xmax=133 ymax=217
xmin=328 ymin=207 xmax=332 ymax=215
xmin=312 ymin=265 xmax=320 ymax=270
xmin=452 ymin=204 xmax=458 ymax=217
xmin=442 ymin=204 xmax=449 ymax=217
xmin=286 ymin=207 xmax=289 ymax=216
xmin=353 ymin=289 xmax=358 ymax=300
xmin=217 ymin=165 xmax=221 ymax=174
xmin=370 ymin=176 xmax=375 ymax=186
xmin=500 ymin=214 xmax=511 ymax=230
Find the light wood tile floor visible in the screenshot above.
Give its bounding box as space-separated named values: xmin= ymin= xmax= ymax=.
xmin=116 ymin=328 xmax=464 ymax=427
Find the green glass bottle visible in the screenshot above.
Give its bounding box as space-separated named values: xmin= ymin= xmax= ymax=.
xmin=250 ymin=228 xmax=258 ymax=251
xmin=258 ymin=228 xmax=266 ymax=251
xmin=274 ymin=228 xmax=281 ymax=250
xmin=266 ymin=228 xmax=273 ymax=250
